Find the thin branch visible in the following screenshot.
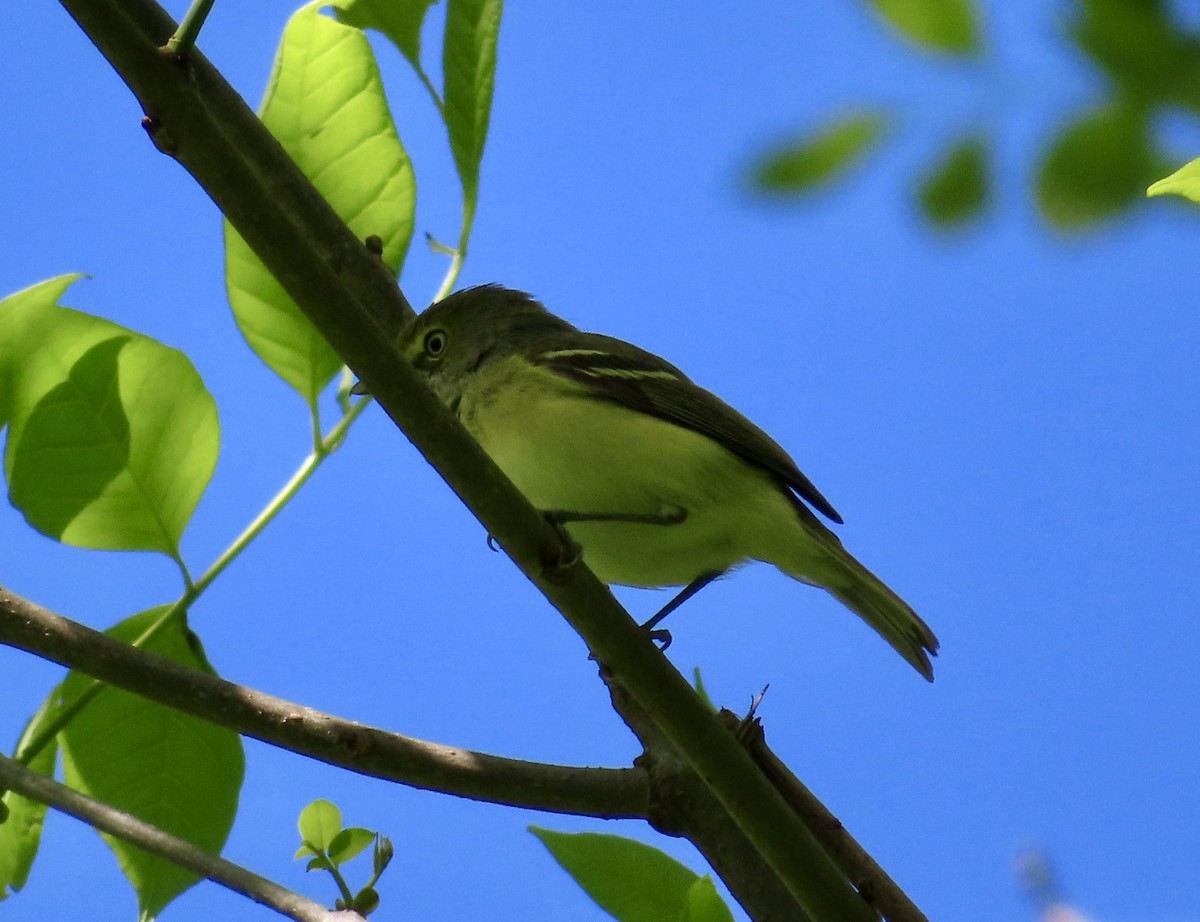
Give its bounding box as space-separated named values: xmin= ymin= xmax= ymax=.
xmin=0 ymin=586 xmax=647 ymax=819
xmin=0 ymin=753 xmax=359 ymax=922
xmin=165 ymin=0 xmax=216 ymax=56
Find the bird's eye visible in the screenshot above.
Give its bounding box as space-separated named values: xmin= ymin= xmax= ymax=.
xmin=423 ymin=329 xmax=448 ymax=358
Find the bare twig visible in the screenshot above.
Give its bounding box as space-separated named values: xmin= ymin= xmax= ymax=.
xmin=0 ymin=753 xmax=359 ymax=922
xmin=0 ymin=586 xmax=646 ymax=819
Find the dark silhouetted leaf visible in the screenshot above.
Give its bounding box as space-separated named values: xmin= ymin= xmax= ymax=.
xmin=1069 ymin=0 xmax=1200 ymax=111
xmin=918 ymin=134 xmax=989 ymax=227
xmin=864 ymin=0 xmax=981 ymax=55
xmin=1036 ymin=99 xmax=1166 ymax=229
xmin=750 ymin=112 xmax=891 ymax=195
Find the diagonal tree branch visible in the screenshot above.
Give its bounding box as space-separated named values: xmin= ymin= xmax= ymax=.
xmin=0 ymin=752 xmax=360 ymax=922
xmin=735 ymin=713 xmax=929 ymax=922
xmin=0 ymin=585 xmax=647 ymax=819
xmin=46 ymin=2 xmax=906 ymax=919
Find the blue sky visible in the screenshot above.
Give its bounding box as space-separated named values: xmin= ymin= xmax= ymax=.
xmin=3 ymin=2 xmax=1199 ymax=920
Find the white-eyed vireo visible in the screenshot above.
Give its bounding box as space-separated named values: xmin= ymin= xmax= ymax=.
xmin=365 ymin=285 xmax=938 ymax=680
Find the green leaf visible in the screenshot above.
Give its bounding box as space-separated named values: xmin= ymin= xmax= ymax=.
xmin=298 ymin=799 xmax=342 ymax=852
xmin=334 ymin=0 xmax=439 ymax=72
xmin=749 ymin=112 xmax=890 ymax=194
xmin=3 ymin=301 xmax=218 ymax=556
xmin=442 ymin=0 xmax=502 ymax=224
xmin=530 ymin=828 xmax=698 ymax=922
xmin=0 ymin=275 xmax=85 ymax=431
xmin=351 ymin=885 xmax=380 ymax=915
xmin=864 ymin=0 xmax=981 ymax=55
xmin=1069 ymin=0 xmax=1200 ymax=110
xmin=678 ymin=877 xmax=734 ymax=922
xmin=226 ymin=1 xmax=416 ymax=406
xmin=691 ymin=667 xmax=715 ymax=712
xmin=917 ymin=133 xmax=989 ymax=227
xmin=9 ymin=336 xmax=133 ymax=539
xmin=59 ymin=608 xmax=244 ymax=920
xmin=328 ymin=827 xmax=376 ymax=866
xmin=0 ymin=689 xmax=61 ymax=900
xmin=1036 ymin=98 xmax=1167 ymax=229
xmin=373 ymin=834 xmax=394 ymax=876
xmin=1148 ymin=156 xmax=1200 ymax=202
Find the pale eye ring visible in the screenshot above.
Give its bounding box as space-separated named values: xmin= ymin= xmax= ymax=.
xmin=423 ymin=329 xmax=448 ymax=357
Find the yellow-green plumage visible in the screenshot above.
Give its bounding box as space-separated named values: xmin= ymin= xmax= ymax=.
xmin=390 ymin=285 xmax=939 ymax=680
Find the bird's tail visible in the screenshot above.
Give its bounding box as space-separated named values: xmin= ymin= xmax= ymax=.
xmin=778 ymin=530 xmax=939 ymax=680
xmin=824 ymin=552 xmax=938 ymax=681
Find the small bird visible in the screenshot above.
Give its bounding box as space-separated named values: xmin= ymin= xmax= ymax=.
xmin=374 ymin=285 xmax=938 ymax=679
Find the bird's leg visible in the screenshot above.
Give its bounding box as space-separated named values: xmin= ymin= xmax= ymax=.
xmin=543 ymin=503 xmax=688 ymax=528
xmin=533 ymin=504 xmax=689 ymax=584
xmin=489 ymin=504 xmax=687 ymax=555
xmin=641 ymin=570 xmax=724 ymax=649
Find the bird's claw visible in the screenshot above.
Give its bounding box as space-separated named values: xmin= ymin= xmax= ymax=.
xmin=541 ymin=512 xmax=583 ymax=583
xmin=647 ymin=627 xmax=673 ymax=650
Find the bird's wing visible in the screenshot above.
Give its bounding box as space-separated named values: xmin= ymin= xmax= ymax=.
xmin=533 ymin=333 xmax=844 ymax=524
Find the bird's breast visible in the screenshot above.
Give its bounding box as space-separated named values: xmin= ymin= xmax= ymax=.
xmin=458 ymin=357 xmax=795 ymax=587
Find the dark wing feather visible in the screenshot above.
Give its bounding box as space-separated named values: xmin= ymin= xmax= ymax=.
xmin=534 ymin=332 xmax=844 ymax=524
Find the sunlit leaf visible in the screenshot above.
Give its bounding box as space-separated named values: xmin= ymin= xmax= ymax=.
xmin=0 ymin=275 xmax=84 ymax=430
xmin=1148 ymin=155 xmax=1200 ymax=202
xmin=298 ymin=799 xmax=342 ymax=852
xmin=226 ymin=1 xmax=415 ymax=406
xmin=0 ymin=690 xmax=61 ymax=900
xmin=679 ymin=877 xmax=735 ymax=922
xmin=917 ymin=133 xmax=989 ymax=227
xmin=864 ymin=0 xmax=981 ymax=55
xmin=334 ymin=0 xmax=439 ymax=72
xmin=443 ymin=0 xmax=502 ymax=223
xmin=60 ymin=608 xmax=244 ymax=920
xmin=1036 ymin=98 xmax=1166 ymax=229
xmin=3 ymin=297 xmax=218 ymax=556
xmin=531 ymin=828 xmax=698 ymax=922
xmin=749 ymin=112 xmax=891 ymax=194
xmin=691 ymin=667 xmax=715 ymax=712
xmin=328 ymin=827 xmax=376 ymax=866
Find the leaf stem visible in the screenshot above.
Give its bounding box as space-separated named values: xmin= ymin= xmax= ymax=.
xmin=324 ymin=860 xmax=356 ymax=906
xmin=165 ymin=0 xmax=217 ymax=57
xmin=13 ymin=397 xmax=370 ymax=767
xmin=193 ymin=398 xmax=368 ymax=599
xmin=414 ymin=64 xmax=444 ymax=115
xmin=432 ymin=204 xmax=474 ymax=303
